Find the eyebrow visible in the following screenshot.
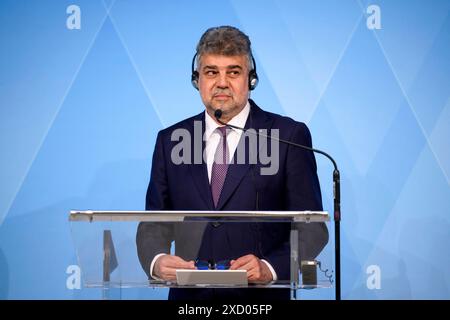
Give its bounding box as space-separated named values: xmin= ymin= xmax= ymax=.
xmin=202 ymin=65 xmax=243 ymax=70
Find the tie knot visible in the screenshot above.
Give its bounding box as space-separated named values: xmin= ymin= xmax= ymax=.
xmin=216 ymin=126 xmax=227 ymax=137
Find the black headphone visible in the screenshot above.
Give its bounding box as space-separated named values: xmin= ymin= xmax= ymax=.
xmin=191 ymin=52 xmax=259 ymax=91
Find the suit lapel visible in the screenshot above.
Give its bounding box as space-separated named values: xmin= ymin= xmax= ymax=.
xmin=187 ymin=113 xmax=215 ymax=210
xmin=216 ymin=100 xmax=273 ymax=210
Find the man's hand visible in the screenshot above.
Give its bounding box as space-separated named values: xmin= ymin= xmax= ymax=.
xmin=229 ymin=254 xmax=273 ymax=283
xmin=153 ymin=255 xmax=195 ymax=281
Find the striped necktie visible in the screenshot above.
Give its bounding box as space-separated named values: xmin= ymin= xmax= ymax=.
xmin=211 ymin=126 xmax=229 ymax=208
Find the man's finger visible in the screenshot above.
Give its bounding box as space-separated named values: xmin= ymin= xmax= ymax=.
xmin=230 ymin=255 xmax=255 ymax=270
xmin=247 ymin=270 xmax=257 ymax=280
xmin=160 ymin=266 xmax=177 ymax=280
xmin=237 ymin=260 xmax=257 ymax=272
xmin=168 ymin=256 xmax=196 ymax=269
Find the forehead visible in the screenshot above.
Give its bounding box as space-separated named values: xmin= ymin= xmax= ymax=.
xmin=199 ymin=54 xmax=248 ymax=69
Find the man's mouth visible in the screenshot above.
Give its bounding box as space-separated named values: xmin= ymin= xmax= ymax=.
xmin=214 ymin=94 xmax=231 ymax=100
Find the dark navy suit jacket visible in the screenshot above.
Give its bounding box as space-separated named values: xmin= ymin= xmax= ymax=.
xmin=136 ymin=100 xmax=328 ymax=300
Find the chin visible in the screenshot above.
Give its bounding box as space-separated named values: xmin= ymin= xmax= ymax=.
xmin=212 ymin=101 xmax=233 ymax=111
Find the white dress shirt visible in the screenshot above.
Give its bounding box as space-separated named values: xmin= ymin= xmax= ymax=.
xmin=150 ymin=101 xmax=278 ymax=281
xmin=204 ymin=101 xmax=250 ymax=182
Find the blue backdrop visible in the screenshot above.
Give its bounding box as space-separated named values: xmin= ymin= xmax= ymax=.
xmin=1 ymin=0 xmax=449 ymax=299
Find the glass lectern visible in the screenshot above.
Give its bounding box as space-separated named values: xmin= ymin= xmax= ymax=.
xmin=69 ymin=210 xmax=334 ymax=299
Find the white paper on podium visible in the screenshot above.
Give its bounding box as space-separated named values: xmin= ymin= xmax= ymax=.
xmin=176 ymin=270 xmax=248 ymax=286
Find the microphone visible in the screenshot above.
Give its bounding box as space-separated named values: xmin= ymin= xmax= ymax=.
xmin=214 ymin=109 xmax=223 ymax=121
xmin=214 ymin=107 xmax=341 ymax=300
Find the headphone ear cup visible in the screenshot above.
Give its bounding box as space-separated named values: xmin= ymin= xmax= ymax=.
xmin=248 ymin=70 xmax=259 ymax=91
xmin=191 ymin=71 xmax=199 ymax=90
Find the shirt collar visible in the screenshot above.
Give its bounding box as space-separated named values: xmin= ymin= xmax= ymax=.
xmin=204 ymin=100 xmax=250 ymax=140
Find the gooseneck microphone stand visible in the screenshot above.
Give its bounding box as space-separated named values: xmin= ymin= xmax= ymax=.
xmin=214 ymin=109 xmax=341 ymax=300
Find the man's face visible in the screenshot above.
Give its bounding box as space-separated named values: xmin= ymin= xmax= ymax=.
xmin=197 ymin=53 xmax=250 ymax=121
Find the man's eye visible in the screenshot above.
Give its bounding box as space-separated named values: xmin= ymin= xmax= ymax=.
xmin=229 ymin=71 xmax=240 ymax=76
xmin=205 ymin=71 xmax=217 ymax=76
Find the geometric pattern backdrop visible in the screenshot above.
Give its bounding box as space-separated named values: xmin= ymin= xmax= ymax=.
xmin=0 ymin=0 xmax=449 ymax=299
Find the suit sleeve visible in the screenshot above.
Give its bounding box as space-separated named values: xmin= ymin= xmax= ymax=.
xmin=136 ymin=130 xmax=174 ymax=278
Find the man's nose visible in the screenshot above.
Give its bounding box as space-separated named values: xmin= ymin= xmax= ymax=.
xmin=216 ymin=72 xmax=229 ymax=88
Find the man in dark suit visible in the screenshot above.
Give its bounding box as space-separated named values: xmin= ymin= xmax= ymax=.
xmin=136 ymin=26 xmax=328 ymax=300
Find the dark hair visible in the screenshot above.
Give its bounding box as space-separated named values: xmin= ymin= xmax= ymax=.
xmin=195 ymin=26 xmax=253 ymax=69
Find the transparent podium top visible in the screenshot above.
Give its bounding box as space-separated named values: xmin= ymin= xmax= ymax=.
xmin=69 ymin=210 xmax=334 ymax=291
